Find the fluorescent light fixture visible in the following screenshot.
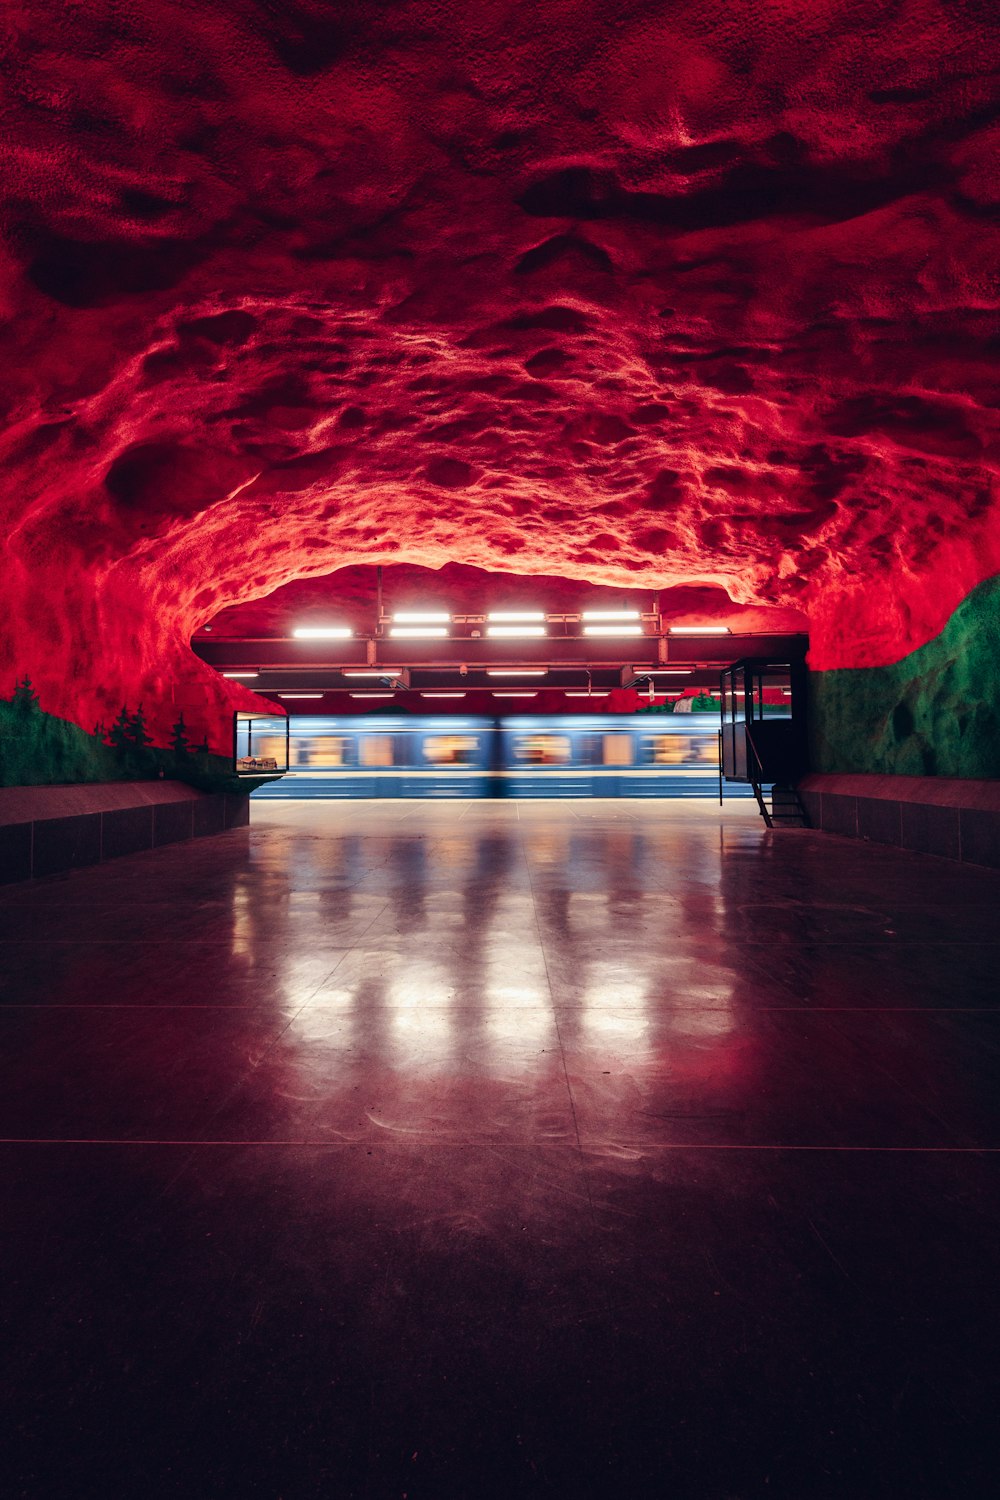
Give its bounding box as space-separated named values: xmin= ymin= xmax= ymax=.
xmin=391 ymin=611 xmax=450 ymax=624
xmin=389 ymin=626 xmax=448 ymax=639
xmin=350 ymin=692 xmax=394 ymax=699
xmin=277 ymin=693 xmax=323 ymax=699
xmin=668 ymin=625 xmax=732 ymax=635
xmin=486 ymin=625 xmax=546 ymax=638
xmin=487 ymin=611 xmax=545 ymax=622
xmin=342 ymin=670 xmax=399 ymax=678
xmin=222 ymin=671 xmax=258 ymax=679
xmin=292 ymin=626 xmax=353 ymax=639
xmin=582 ymin=609 xmax=640 ymax=621
xmin=637 ymin=668 xmax=691 ymax=675
xmin=486 ymin=669 xmax=547 ymax=677
xmin=492 ymin=692 xmax=538 ymax=698
xmin=420 ymin=692 xmax=466 ymax=699
xmin=566 ymin=691 xmax=610 ymax=698
xmin=583 ymin=625 xmax=643 ymax=637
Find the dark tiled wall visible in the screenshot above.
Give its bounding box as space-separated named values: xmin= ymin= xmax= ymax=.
xmin=0 ymin=793 xmax=250 ymax=885
xmin=799 ymin=787 xmax=1000 ymax=869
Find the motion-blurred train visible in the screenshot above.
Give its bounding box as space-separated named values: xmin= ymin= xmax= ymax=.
xmin=248 ymin=714 xmax=751 ymax=799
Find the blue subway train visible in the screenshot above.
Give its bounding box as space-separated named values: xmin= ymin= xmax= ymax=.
xmin=249 ymin=714 xmax=750 ymax=799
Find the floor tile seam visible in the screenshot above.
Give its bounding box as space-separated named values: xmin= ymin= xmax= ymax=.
xmin=3 ymin=1138 xmax=999 ymax=1153
xmin=7 ymin=1003 xmax=998 ymax=1013
xmin=0 ymin=939 xmax=382 ymax=947
xmin=526 ymin=939 xmax=1000 ymax=948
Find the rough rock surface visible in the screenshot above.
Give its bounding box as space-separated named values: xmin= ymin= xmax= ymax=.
xmin=1 ymin=1 xmax=999 ymax=747
xmin=204 ymin=562 xmax=808 ymax=638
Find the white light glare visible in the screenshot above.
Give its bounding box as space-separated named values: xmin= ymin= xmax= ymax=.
xmin=391 ymin=611 xmax=450 ymax=624
xmin=486 ymin=669 xmax=547 ymax=677
xmin=492 ymin=692 xmax=538 ymax=698
xmin=565 ymin=691 xmax=610 ymax=697
xmin=350 ymin=692 xmax=394 ymax=699
xmin=583 ymin=624 xmax=643 ymax=637
xmin=277 ymin=693 xmax=323 ymax=699
xmin=389 ymin=626 xmax=449 ymax=639
xmin=222 ymin=671 xmax=259 ymax=679
xmin=486 ymin=625 xmax=546 ymax=638
xmin=582 ymin=609 xmax=640 ymax=621
xmin=668 ymin=625 xmax=732 ymax=635
xmin=420 ymin=692 xmax=466 ymax=698
xmin=292 ymin=626 xmax=353 ymax=639
xmin=487 ymin=611 xmax=545 ymax=622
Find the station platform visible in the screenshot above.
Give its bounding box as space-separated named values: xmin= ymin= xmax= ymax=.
xmin=2 ymin=799 xmax=999 ymax=1497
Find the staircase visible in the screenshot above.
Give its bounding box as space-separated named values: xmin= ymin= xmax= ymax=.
xmin=768 ymin=783 xmax=808 ymax=828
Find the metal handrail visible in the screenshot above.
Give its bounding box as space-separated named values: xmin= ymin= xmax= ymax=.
xmin=743 ymin=723 xmax=773 ymax=827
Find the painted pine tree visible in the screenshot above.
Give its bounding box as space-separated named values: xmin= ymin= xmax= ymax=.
xmin=127 ymin=704 xmax=152 ymax=749
xmin=108 ymin=706 xmax=132 ymax=754
xmin=171 ymin=714 xmax=190 ymax=759
xmin=12 ymin=676 xmax=39 ymax=713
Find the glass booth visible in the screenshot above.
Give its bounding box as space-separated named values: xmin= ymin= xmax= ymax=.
xmin=233 ymin=712 xmax=290 ymax=778
xmin=719 ymin=658 xmax=807 ymax=790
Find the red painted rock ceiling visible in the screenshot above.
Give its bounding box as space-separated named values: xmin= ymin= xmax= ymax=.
xmin=1 ymin=0 xmax=999 ymax=744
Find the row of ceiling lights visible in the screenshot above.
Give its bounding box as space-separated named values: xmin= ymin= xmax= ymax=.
xmin=239 ymin=691 xmax=723 ymax=701
xmin=290 ymin=611 xmax=733 ymax=641
xmin=221 ymin=667 xmax=707 ymax=683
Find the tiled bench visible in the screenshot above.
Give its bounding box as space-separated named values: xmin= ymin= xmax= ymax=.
xmin=798 ymin=773 xmax=1000 ymax=869
xmin=0 ymin=782 xmax=250 ymax=884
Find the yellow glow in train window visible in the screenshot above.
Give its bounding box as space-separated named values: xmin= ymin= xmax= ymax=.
xmin=513 ymin=735 xmax=571 ymax=765
xmin=361 ymin=735 xmax=394 ymax=767
xmin=423 ymin=735 xmax=478 ymax=766
xmin=254 ymin=735 xmax=287 ymax=768
xmin=602 ymin=734 xmax=632 ymax=766
xmin=645 ymin=735 xmax=685 ymax=766
xmin=295 ymin=735 xmax=352 ymax=768
xmin=696 ymin=737 xmax=719 ymax=766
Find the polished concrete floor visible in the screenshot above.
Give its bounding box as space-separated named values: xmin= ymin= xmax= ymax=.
xmin=2 ymin=798 xmax=1000 ymax=1498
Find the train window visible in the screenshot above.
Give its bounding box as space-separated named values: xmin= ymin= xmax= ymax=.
xmin=602 ymin=734 xmax=633 ymax=767
xmin=695 ymin=735 xmax=718 ymax=766
xmin=423 ymin=735 xmax=479 ymax=766
xmin=577 ymin=734 xmax=602 ymax=767
xmin=253 ymin=735 xmax=286 ymax=766
xmin=360 ymin=735 xmax=394 ymax=767
xmin=641 ymin=735 xmax=686 ymax=766
xmin=512 ymin=734 xmax=571 ymax=765
xmin=639 ymin=734 xmax=718 ymax=767
xmin=294 ymin=735 xmax=354 ymax=768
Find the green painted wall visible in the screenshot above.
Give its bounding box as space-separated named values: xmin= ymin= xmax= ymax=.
xmin=810 ymin=575 xmax=1000 ymax=779
xmin=0 ymin=685 xmax=267 ymax=794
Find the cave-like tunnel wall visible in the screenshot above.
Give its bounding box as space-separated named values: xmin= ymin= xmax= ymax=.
xmin=1 ymin=1 xmax=999 ymax=786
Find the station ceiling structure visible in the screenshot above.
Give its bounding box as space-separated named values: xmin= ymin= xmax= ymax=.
xmin=0 ymin=1 xmax=998 ymax=766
